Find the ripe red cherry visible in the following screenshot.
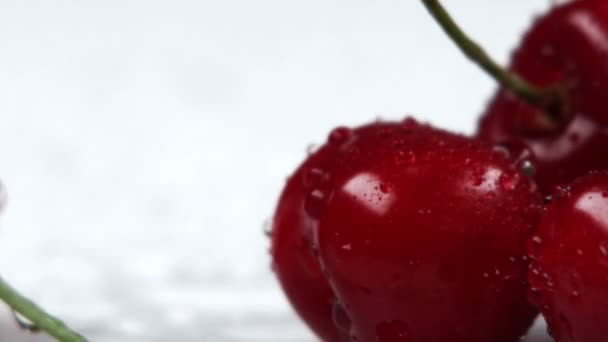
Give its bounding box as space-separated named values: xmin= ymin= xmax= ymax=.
xmin=478 ymin=0 xmax=608 ymax=194
xmin=313 ymin=120 xmax=543 ymax=342
xmin=528 ymin=171 xmax=608 ymax=342
xmin=271 ymin=124 xmax=386 ymax=341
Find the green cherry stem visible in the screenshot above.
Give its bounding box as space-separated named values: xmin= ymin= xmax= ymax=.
xmin=0 ymin=276 xmax=88 ymax=342
xmin=420 ymin=0 xmax=563 ymax=117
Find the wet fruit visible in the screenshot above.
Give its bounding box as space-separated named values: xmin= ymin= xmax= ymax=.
xmin=478 ymin=0 xmax=608 ymax=194
xmin=529 ymin=171 xmax=608 ymax=342
xmin=311 ymin=119 xmax=543 ymax=342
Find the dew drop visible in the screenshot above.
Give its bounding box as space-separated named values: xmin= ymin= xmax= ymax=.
xmin=520 ymin=160 xmax=535 ymax=178
xmin=569 ymin=290 xmax=580 ymax=302
xmin=402 ymin=117 xmax=419 ymax=129
xmin=328 ymin=127 xmax=353 ymax=145
xmin=12 ymin=311 xmax=40 ymax=333
xmin=599 ymin=241 xmax=608 ymax=256
xmin=304 ymin=167 xmax=329 ymax=188
xmin=305 ymin=189 xmax=328 ymax=219
xmin=528 ymin=287 xmax=542 ymax=306
xmin=306 ymin=144 xmax=320 ymax=155
xmin=529 ymin=236 xmax=543 ymax=260
xmin=492 ymin=144 xmax=511 ymax=159
xmin=262 ymin=218 xmax=273 ymax=238
xmin=500 ymin=172 xmax=520 ymax=191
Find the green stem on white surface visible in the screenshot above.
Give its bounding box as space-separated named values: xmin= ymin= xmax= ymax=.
xmin=0 ymin=276 xmax=88 ymax=342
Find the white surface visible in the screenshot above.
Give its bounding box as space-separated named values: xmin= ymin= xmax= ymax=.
xmin=0 ymin=1 xmax=554 ymax=341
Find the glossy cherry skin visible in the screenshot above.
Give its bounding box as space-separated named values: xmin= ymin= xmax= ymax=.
xmin=271 ymin=139 xmax=341 ymax=341
xmin=314 ymin=121 xmax=543 ymax=342
xmin=271 ymin=124 xmax=391 ymax=341
xmin=478 ymin=0 xmax=608 ymax=194
xmin=529 ymin=171 xmax=608 ymax=342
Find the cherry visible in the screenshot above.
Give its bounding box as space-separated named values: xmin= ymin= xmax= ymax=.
xmin=312 ymin=119 xmax=543 ymax=342
xmin=478 ymin=0 xmax=608 ymax=194
xmin=271 ymin=123 xmax=385 ymax=341
xmin=270 ymin=136 xmax=342 ymax=341
xmin=528 ymin=171 xmax=608 ymax=342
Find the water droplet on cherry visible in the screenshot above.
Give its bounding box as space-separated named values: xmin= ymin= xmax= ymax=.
xmin=328 ymin=127 xmax=353 ymax=145
xmin=262 ymin=218 xmax=272 ymax=238
xmin=305 ymin=189 xmax=328 ymax=219
xmin=306 ymin=143 xmax=320 ymax=155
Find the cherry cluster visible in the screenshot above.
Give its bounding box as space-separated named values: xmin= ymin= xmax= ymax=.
xmin=270 ymin=1 xmax=608 ymax=342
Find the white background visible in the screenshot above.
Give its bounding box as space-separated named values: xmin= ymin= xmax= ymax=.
xmin=0 ymin=1 xmax=556 ymax=341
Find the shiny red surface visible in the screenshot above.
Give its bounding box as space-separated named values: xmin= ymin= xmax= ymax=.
xmin=529 ymin=171 xmax=608 ymax=342
xmin=311 ymin=120 xmax=542 ymax=342
xmin=270 ymin=136 xmax=341 ymax=341
xmin=271 ymin=124 xmax=391 ymax=341
xmin=479 ymin=0 xmax=608 ymax=194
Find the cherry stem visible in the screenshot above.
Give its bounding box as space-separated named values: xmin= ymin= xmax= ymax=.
xmin=421 ymin=0 xmax=562 ymax=114
xmin=0 ymin=276 xmax=88 ymax=342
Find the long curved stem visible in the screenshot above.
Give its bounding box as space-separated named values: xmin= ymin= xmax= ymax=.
xmin=421 ymin=0 xmax=561 ymax=113
xmin=0 ymin=276 xmax=88 ymax=342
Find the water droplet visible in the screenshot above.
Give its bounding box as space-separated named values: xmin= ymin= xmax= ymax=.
xmin=492 ymin=144 xmax=511 ymax=159
xmin=304 ymin=189 xmax=328 ymax=219
xmin=376 ymin=320 xmax=410 ymax=341
xmin=303 ymin=168 xmax=329 ymax=188
xmin=332 ymin=301 xmax=351 ymax=333
xmin=500 ymin=172 xmax=520 ymax=191
xmin=528 ymin=287 xmax=542 ymax=306
xmin=401 ymin=117 xmax=419 ymax=129
xmin=599 ymin=241 xmax=608 ymax=256
xmin=394 ymin=150 xmax=417 ymax=166
xmin=529 ymin=236 xmax=543 ymax=260
xmin=306 ymin=144 xmax=319 ymax=155
xmin=328 ymin=127 xmax=353 ymax=145
xmin=569 ymin=290 xmax=580 ymax=302
xmin=341 ymin=243 xmax=352 ymax=251
xmin=262 ymin=219 xmax=273 ymax=238
xmin=12 ymin=311 xmax=40 ymax=333
xmin=553 ymin=184 xmax=571 ymax=198
xmin=520 ymin=160 xmax=535 ymax=178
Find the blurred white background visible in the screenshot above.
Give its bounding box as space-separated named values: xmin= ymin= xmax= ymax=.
xmin=0 ymin=1 xmax=554 ymax=341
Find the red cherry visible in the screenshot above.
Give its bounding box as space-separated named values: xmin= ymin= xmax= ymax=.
xmin=478 ymin=0 xmax=608 ymax=194
xmin=529 ymin=171 xmax=608 ymax=342
xmin=271 ymin=124 xmax=379 ymax=341
xmin=313 ymin=120 xmax=543 ymax=342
